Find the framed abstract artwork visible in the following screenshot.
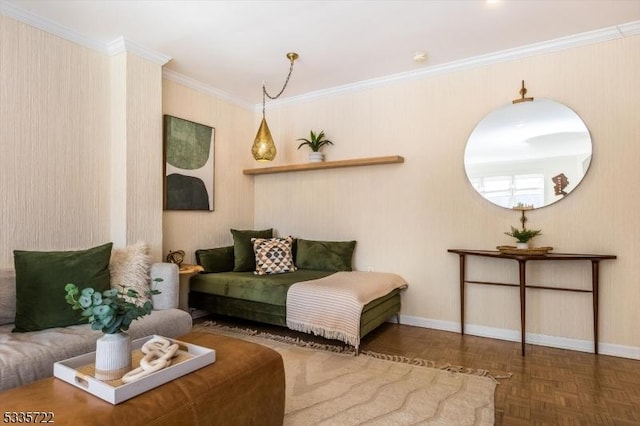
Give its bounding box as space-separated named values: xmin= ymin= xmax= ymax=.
xmin=163 ymin=115 xmax=215 ymax=211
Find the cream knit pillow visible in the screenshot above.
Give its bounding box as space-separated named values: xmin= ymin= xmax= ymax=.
xmin=109 ymin=241 xmax=152 ymax=303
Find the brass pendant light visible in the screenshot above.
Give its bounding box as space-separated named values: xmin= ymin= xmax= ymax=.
xmin=251 ymin=52 xmax=299 ymax=162
xmin=252 ymin=117 xmax=276 ymax=162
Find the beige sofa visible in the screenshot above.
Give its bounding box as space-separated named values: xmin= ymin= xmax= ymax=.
xmin=0 ymin=263 xmax=193 ymax=392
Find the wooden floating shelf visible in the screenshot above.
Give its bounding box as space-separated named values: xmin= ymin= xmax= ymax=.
xmin=243 ymin=155 xmax=404 ymax=176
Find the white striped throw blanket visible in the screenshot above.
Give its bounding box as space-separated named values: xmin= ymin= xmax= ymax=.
xmin=286 ymin=271 xmax=408 ymax=350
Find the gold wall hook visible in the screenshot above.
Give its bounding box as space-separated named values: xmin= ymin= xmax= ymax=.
xmin=513 ymin=80 xmax=534 ymax=104
xmin=513 ymin=204 xmax=533 ymax=229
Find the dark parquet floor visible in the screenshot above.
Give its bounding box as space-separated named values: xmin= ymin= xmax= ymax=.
xmin=195 ymin=315 xmax=640 ymax=425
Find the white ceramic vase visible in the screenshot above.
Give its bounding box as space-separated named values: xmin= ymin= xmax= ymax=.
xmin=95 ymin=332 xmax=132 ymax=381
xmin=516 ymin=242 xmax=529 ymax=249
xmin=309 ymin=152 xmax=324 ymax=162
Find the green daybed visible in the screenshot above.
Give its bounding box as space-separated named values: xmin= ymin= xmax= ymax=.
xmin=188 ymin=235 xmax=403 ymax=345
xmin=189 ymin=270 xmax=402 ymax=340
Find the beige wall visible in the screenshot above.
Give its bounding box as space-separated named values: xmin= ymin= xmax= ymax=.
xmin=0 ymin=15 xmax=111 ymax=265
xmin=0 ymin=13 xmax=249 ymax=267
xmin=254 ymin=36 xmax=640 ymax=356
xmin=0 ymin=15 xmax=165 ymax=265
xmin=162 ymin=79 xmax=255 ymax=264
xmin=111 ymin=53 xmax=164 ymax=259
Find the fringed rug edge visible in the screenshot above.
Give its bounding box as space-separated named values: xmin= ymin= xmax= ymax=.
xmin=192 ymin=321 xmax=513 ymax=383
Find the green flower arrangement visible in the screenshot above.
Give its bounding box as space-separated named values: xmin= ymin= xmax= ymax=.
xmin=64 ymin=282 xmax=160 ymax=334
xmin=296 ymin=130 xmax=333 ymax=152
xmin=504 ymin=226 xmax=542 ymax=243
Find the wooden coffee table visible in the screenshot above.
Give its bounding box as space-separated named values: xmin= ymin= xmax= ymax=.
xmin=0 ymin=332 xmax=285 ymax=425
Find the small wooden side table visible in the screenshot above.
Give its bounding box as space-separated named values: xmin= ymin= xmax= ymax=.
xmin=177 ymin=264 xmax=204 ymax=312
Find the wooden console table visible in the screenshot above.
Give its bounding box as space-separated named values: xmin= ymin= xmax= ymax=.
xmin=447 ymin=249 xmax=616 ymax=355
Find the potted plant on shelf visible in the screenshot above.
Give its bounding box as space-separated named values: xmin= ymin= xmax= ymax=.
xmin=64 ymin=282 xmax=160 ymax=380
xmin=296 ymin=130 xmax=333 ymax=162
xmin=504 ymin=226 xmax=542 ymax=249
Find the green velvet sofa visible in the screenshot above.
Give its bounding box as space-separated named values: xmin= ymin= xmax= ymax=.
xmin=188 ymin=242 xmax=402 ymax=345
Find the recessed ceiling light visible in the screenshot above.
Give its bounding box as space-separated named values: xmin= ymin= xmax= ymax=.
xmin=486 ymin=0 xmax=500 ymax=4
xmin=413 ymin=52 xmax=427 ymax=63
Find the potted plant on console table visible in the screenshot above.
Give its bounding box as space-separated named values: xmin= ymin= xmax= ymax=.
xmin=504 ymin=226 xmax=542 ymax=250
xmin=64 ymin=282 xmax=159 ymax=380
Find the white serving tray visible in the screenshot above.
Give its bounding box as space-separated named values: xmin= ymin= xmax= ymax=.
xmin=53 ymin=335 xmax=215 ymax=405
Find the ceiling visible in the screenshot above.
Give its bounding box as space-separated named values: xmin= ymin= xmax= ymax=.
xmin=4 ymin=0 xmax=640 ymax=105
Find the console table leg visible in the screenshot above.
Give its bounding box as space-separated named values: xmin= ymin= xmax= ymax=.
xmin=519 ymin=260 xmax=527 ymax=356
xmin=592 ymin=261 xmax=600 ymax=354
xmin=459 ymin=254 xmax=466 ymax=335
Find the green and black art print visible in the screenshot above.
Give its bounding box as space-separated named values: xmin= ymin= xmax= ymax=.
xmin=163 ymin=115 xmax=215 ymax=211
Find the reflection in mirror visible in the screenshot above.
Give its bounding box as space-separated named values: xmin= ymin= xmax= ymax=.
xmin=464 ymin=98 xmax=592 ymax=209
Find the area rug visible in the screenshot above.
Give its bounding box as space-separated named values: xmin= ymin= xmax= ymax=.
xmin=193 ymin=321 xmax=497 ymax=425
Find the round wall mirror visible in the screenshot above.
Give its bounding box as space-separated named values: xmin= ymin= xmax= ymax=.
xmin=464 ymin=98 xmax=592 ymax=209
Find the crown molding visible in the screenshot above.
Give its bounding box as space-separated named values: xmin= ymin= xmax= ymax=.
xmin=3 ymin=0 xmax=638 ymax=111
xmin=265 ymin=20 xmax=640 ymax=109
xmin=162 ymin=69 xmax=254 ymax=111
xmin=619 ymin=20 xmax=640 ymax=36
xmin=107 ymin=37 xmax=171 ymax=65
xmin=0 ymin=0 xmax=171 ymax=64
xmin=0 ymin=0 xmax=106 ymax=53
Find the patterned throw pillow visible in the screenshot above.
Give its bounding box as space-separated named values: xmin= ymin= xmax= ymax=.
xmin=252 ymin=237 xmax=296 ymax=275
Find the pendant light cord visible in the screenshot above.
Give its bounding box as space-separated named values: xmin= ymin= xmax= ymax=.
xmin=262 ymin=57 xmax=296 ymax=118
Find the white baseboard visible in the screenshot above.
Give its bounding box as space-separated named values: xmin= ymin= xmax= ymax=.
xmin=397 ymin=314 xmax=640 ymax=360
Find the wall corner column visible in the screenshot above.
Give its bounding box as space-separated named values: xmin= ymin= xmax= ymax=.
xmin=110 ymin=51 xmax=166 ymax=260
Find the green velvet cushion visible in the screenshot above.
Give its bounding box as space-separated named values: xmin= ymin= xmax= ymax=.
xmin=196 ymin=246 xmax=235 ymax=273
xmin=230 ymin=228 xmax=273 ymax=272
xmin=12 ymin=242 xmax=113 ymax=332
xmin=295 ymin=239 xmax=356 ymax=272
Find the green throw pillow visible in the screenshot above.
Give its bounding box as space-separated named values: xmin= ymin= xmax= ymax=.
xmin=295 ymin=239 xmax=356 ymax=272
xmin=13 ymin=242 xmax=113 ymax=332
xmin=196 ymin=246 xmax=235 ymax=273
xmin=230 ymin=228 xmax=273 ymax=272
